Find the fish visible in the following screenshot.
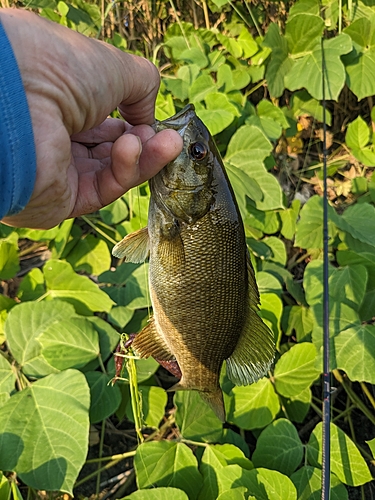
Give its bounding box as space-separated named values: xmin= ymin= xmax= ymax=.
xmin=112 ymin=104 xmax=275 ymax=422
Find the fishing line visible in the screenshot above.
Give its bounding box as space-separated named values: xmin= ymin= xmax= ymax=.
xmin=321 ymin=35 xmax=331 ymax=500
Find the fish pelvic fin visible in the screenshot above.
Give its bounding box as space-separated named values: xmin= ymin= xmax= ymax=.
xmin=132 ymin=317 xmax=175 ymax=361
xmin=226 ymin=251 xmax=275 ymax=386
xmin=199 ymin=389 xmax=226 ymax=423
xmin=112 ymin=227 xmax=149 ymax=263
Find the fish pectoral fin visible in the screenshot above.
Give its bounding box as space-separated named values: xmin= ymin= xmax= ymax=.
xmin=226 ymin=251 xmax=275 ymax=386
xmin=157 ymin=225 xmax=185 ymax=273
xmin=132 ymin=317 xmax=175 ymax=361
xmin=112 ymin=227 xmax=149 ymax=263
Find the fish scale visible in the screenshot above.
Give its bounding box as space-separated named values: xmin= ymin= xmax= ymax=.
xmin=112 ymin=104 xmax=275 ymax=421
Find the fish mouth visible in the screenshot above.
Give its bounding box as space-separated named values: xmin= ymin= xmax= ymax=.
xmin=154 ymin=104 xmax=196 ymax=135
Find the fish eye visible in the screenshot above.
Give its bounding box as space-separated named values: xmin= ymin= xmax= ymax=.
xmin=190 ymin=142 xmax=207 ymax=161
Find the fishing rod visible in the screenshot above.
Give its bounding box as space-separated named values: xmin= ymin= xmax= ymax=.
xmin=321 ymin=35 xmax=331 ymax=500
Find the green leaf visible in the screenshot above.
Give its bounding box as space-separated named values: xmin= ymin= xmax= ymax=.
xmin=66 ymin=234 xmax=111 ymax=275
xmin=85 ymin=371 xmax=121 ymax=423
xmin=262 ymin=237 xmax=287 ymax=266
xmin=343 ymin=18 xmax=375 ymax=100
xmin=283 ymin=306 xmax=314 ymax=342
xmin=263 ymin=23 xmax=293 ymax=98
xmin=227 ymin=378 xmax=280 ymax=430
xmin=225 ymin=163 xmax=263 ymax=219
xmin=274 ymin=343 xmax=320 ymax=397
xmin=367 ymin=438 xmax=375 ymax=459
xmin=307 ymin=422 xmax=373 ymax=486
xmin=17 ymin=267 xmax=45 ymax=301
xmin=215 ymin=465 xmax=297 ymax=500
xmin=259 ymin=293 xmax=283 ymax=346
xmin=281 ymin=387 xmax=311 ymax=423
xmin=334 ymin=324 xmax=375 ymax=384
xmin=252 ymin=418 xmax=303 ymax=476
xmin=295 ymin=195 xmax=337 ymax=249
xmin=346 ymin=116 xmax=370 ymax=149
xmin=189 ymin=74 xmax=217 ymax=103
xmin=100 ymin=197 xmax=129 ymax=225
xmin=226 ymin=125 xmax=273 ymax=163
xmin=127 ymin=385 xmax=167 ymax=428
xmin=0 ymin=237 xmax=20 ymax=280
xmin=43 ymin=259 xmax=114 ymax=314
xmin=175 ymin=391 xmax=223 ymax=442
xmin=0 ymin=369 xmax=90 ymax=494
xmin=198 ymin=444 xmax=252 ymax=500
xmin=120 ymin=357 xmax=159 ymax=384
xmin=179 ymin=47 xmax=208 ymax=68
xmin=291 ymin=466 xmax=348 ymax=500
xmin=197 ymin=109 xmax=234 ymax=136
xmin=5 ymin=300 xmax=79 ymax=377
xmin=335 ymin=203 xmax=375 ymax=247
xmin=216 ymin=32 xmax=242 ymax=58
xmin=39 ymin=317 xmax=99 ymax=371
xmin=285 ymin=14 xmax=324 ymax=54
xmin=280 ymin=200 xmax=301 ymax=240
xmin=290 ymin=90 xmax=332 ymax=125
xmin=257 ymin=272 xmax=283 ymax=297
xmin=0 ymin=355 xmax=16 ymax=395
xmin=124 ymin=488 xmax=189 ymax=500
xmin=134 ymin=441 xmax=203 ymax=500
xmin=285 ymin=34 xmax=352 ymax=100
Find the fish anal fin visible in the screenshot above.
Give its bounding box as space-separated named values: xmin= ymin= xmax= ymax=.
xmin=132 ymin=317 xmax=174 ymax=361
xmin=112 ymin=227 xmax=149 ymax=263
xmin=226 ymin=251 xmax=275 ymax=386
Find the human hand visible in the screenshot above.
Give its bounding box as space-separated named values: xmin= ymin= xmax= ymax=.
xmin=0 ymin=9 xmax=183 ymax=229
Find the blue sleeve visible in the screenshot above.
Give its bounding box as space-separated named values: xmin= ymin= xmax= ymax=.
xmin=0 ymin=18 xmax=36 ymax=219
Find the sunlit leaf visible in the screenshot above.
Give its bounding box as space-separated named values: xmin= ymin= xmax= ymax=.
xmin=274 ymin=343 xmax=320 ymax=397
xmin=135 ymin=441 xmax=203 ymax=499
xmin=227 ymin=378 xmax=280 ymax=430
xmin=307 ymin=422 xmax=373 ymax=486
xmin=0 ymin=370 xmax=90 ymax=495
xmin=291 ymin=466 xmax=348 ymax=500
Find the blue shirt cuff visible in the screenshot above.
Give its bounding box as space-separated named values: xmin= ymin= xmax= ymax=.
xmin=0 ymin=18 xmax=36 ymax=219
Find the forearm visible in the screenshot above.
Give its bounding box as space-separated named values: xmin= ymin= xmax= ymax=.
xmin=0 ymin=16 xmax=36 ymax=220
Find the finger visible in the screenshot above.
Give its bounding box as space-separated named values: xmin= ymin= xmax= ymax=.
xmin=69 ymin=129 xmax=183 ymax=217
xmin=71 ymin=118 xmax=126 ymax=144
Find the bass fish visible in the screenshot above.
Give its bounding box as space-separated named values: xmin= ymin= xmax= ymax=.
xmin=112 ymin=104 xmax=275 ymax=422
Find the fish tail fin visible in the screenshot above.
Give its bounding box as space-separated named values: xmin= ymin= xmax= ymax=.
xmin=199 ymin=389 xmax=226 ymax=423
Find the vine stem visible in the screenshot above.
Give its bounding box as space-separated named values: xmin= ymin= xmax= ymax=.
xmin=332 ymin=370 xmax=375 ymax=426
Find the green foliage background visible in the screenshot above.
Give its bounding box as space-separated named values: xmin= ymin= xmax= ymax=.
xmin=1 ymin=0 xmax=375 ymax=497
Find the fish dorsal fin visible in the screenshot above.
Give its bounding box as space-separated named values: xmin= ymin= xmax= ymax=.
xmin=132 ymin=317 xmax=175 ymax=361
xmin=112 ymin=227 xmax=149 ymax=263
xmin=226 ymin=251 xmax=275 ymax=386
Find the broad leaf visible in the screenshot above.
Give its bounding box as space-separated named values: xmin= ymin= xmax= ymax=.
xmin=134 ymin=441 xmax=203 ymax=500
xmin=285 ymin=34 xmax=352 ymax=100
xmin=263 ymin=23 xmax=293 ymax=98
xmin=252 ymin=419 xmax=303 ymax=476
xmin=335 ymin=203 xmax=375 ymax=247
xmin=124 ymin=488 xmax=189 ymax=500
xmin=175 ymin=391 xmax=223 ymax=442
xmin=343 ymin=17 xmax=375 ymax=99
xmin=334 ymin=324 xmax=375 ymax=384
xmin=0 ymin=370 xmax=90 ymax=494
xmin=127 ymin=385 xmax=167 ymax=428
xmin=274 ymin=343 xmax=320 ymax=397
xmin=66 ymin=234 xmax=111 ymax=275
xmin=227 ymin=378 xmax=280 ymax=430
xmin=43 ymin=259 xmax=114 ymax=314
xmin=85 ymin=371 xmax=121 ymax=423
xmin=0 ymin=355 xmax=16 ymax=395
xmin=291 ymin=466 xmax=348 ymax=500
xmin=307 ymin=422 xmax=372 ymax=486
xmin=0 ymin=236 xmax=20 ymax=280
xmin=285 ymin=13 xmax=324 ymax=54
xmin=295 ymin=195 xmax=337 ymax=249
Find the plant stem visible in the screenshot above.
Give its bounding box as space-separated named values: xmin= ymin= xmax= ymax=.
xmin=169 ymin=0 xmax=190 ymax=48
xmin=244 ymin=0 xmax=262 ymax=37
xmin=332 ymin=370 xmax=375 ymax=426
xmin=201 ymin=0 xmax=210 ymax=29
xmin=75 ymin=452 xmax=136 ymax=487
xmin=80 ymin=215 xmax=117 ymax=245
xmin=86 ymin=450 xmax=138 ymax=464
xmin=96 ymin=419 xmax=106 ymax=497
xmin=360 ymin=382 xmax=375 ymax=411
